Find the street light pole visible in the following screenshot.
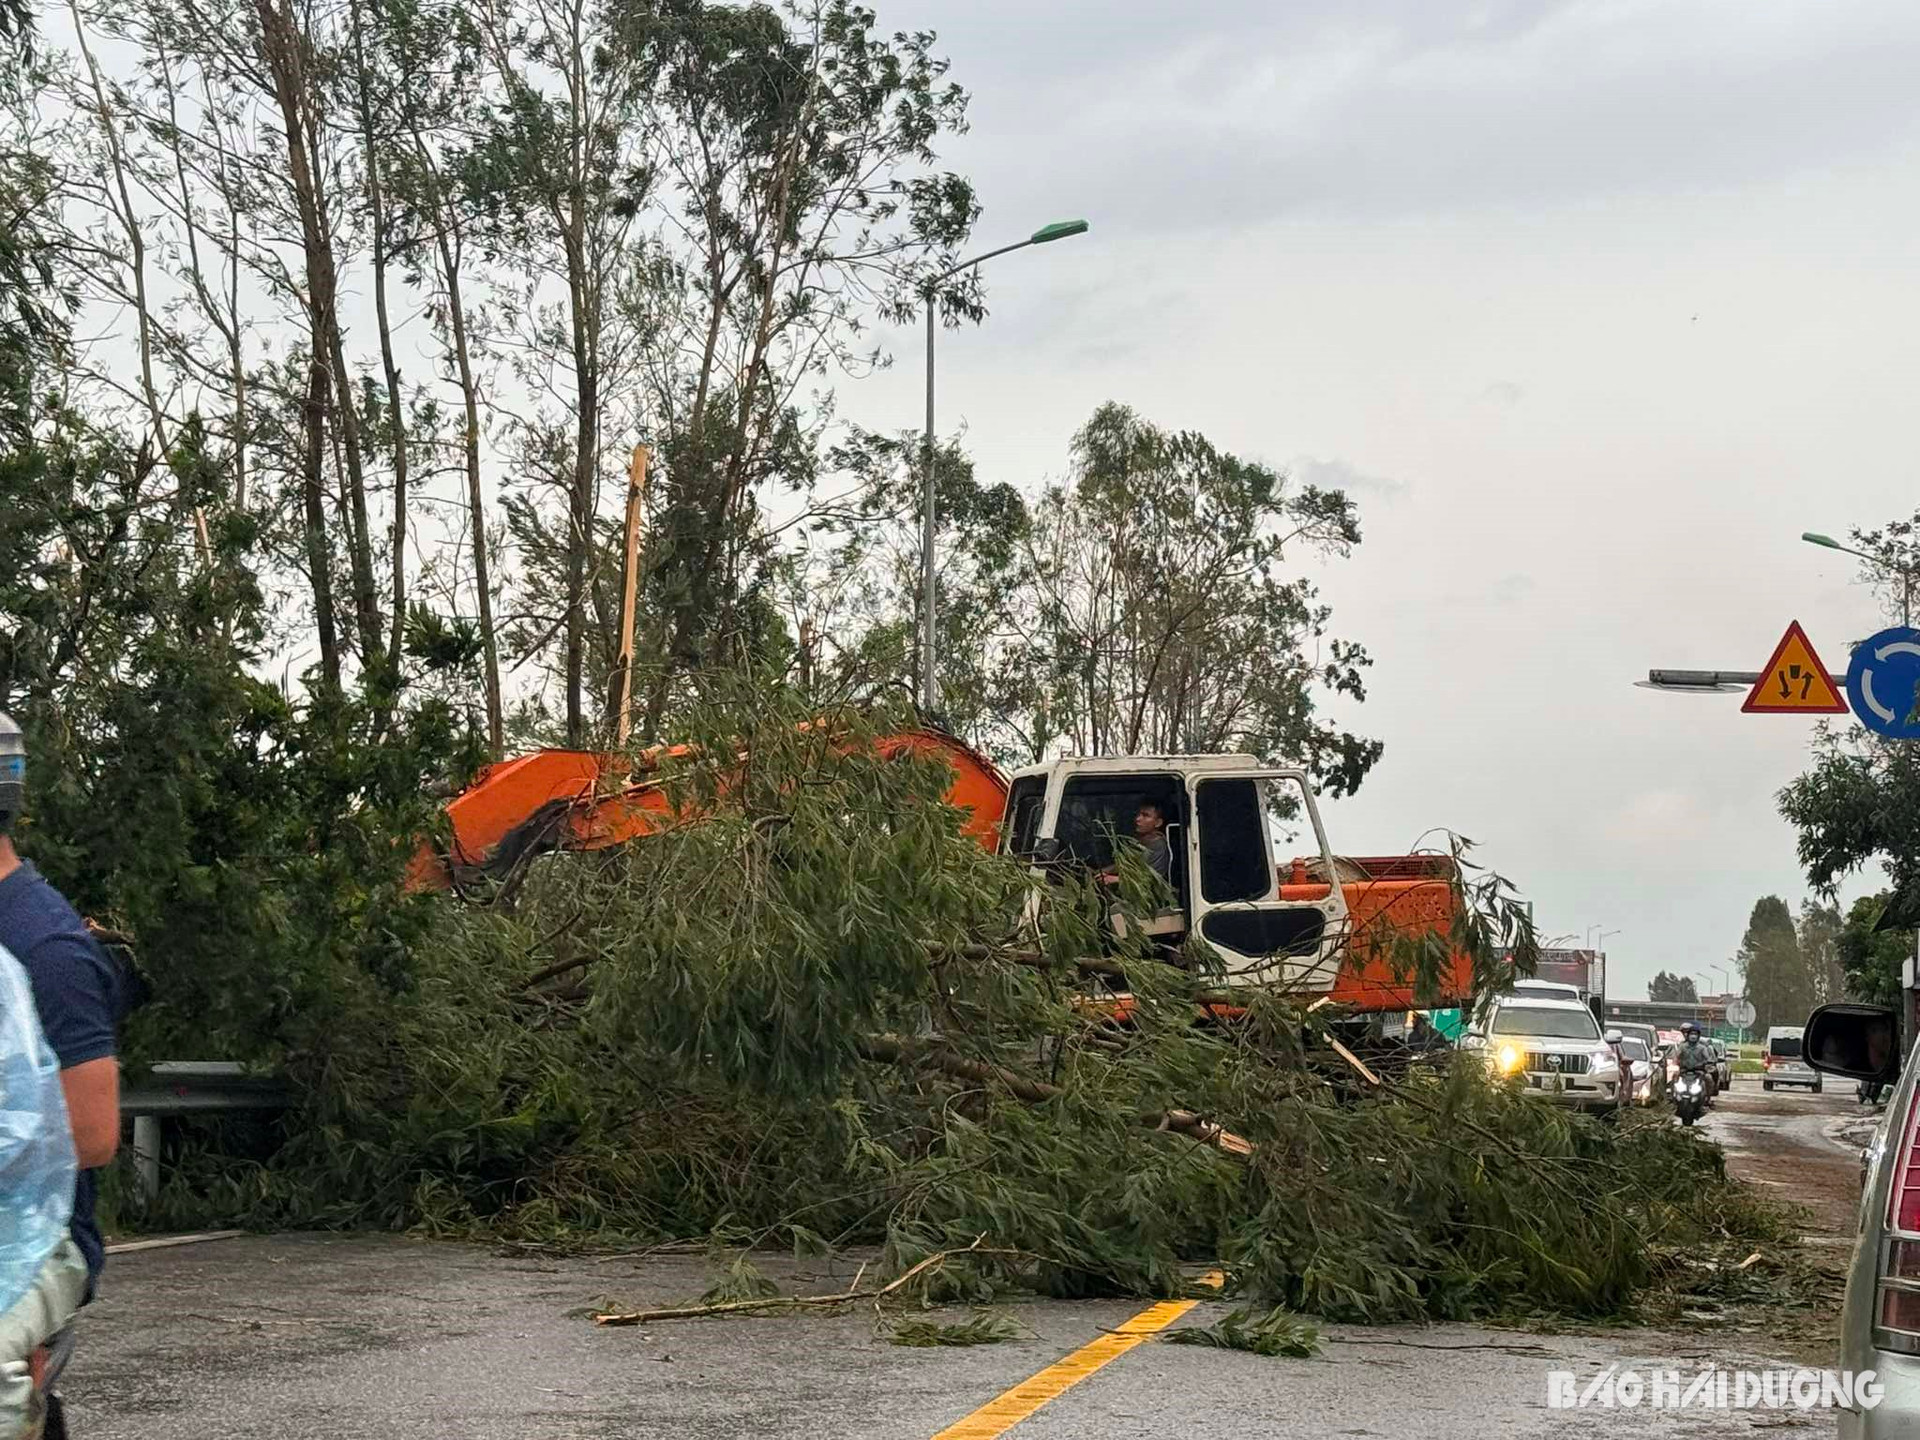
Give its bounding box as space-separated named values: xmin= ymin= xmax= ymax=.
xmin=919 ymin=219 xmax=1089 ymax=714
xmin=1804 ymin=531 xmax=1918 ymax=626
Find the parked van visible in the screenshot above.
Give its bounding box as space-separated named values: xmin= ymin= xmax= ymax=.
xmin=1764 ymin=1024 xmax=1821 ymax=1093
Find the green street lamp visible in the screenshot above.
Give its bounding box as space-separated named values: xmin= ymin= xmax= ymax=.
xmin=919 ymin=220 xmax=1090 ymax=714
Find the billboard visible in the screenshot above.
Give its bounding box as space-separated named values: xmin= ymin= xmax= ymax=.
xmin=1530 ymin=948 xmax=1602 ymax=996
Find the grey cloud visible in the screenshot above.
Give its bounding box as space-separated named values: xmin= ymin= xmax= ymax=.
xmin=902 ymin=0 xmax=1920 ymax=233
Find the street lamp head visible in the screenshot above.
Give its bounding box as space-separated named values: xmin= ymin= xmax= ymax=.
xmin=1802 ymin=532 xmax=1843 ymax=551
xmin=1029 ymin=219 xmax=1089 ymax=245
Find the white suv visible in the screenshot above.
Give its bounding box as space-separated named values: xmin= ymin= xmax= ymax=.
xmin=1462 ymin=997 xmax=1624 ymax=1111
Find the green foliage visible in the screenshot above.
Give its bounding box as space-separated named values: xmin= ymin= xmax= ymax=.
xmin=700 ymin=1254 xmax=782 ymax=1305
xmin=1778 ymin=510 xmax=1920 ymax=937
xmin=803 ymin=403 xmax=1382 ymax=789
xmin=1736 ymin=897 xmax=1811 ymax=1035
xmin=94 ymin=676 xmax=1772 ymax=1332
xmin=1165 ymin=1307 xmax=1320 ymax=1358
xmin=1797 ymin=899 xmax=1846 ymax=1006
xmin=1649 ymin=971 xmax=1697 ymax=1003
xmin=1838 ymin=893 xmax=1911 ymax=1008
xmin=885 ymin=1312 xmax=1021 ymax=1348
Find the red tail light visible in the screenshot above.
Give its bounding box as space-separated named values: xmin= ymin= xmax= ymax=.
xmin=1889 ymin=1096 xmax=1920 ymax=1233
xmin=1878 ymin=1093 xmax=1920 ymax=1352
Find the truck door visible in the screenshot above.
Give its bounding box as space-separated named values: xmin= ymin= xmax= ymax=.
xmin=1186 ymin=770 xmax=1348 ymax=990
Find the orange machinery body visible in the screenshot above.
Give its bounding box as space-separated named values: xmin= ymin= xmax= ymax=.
xmin=408 ymin=727 xmax=1008 ymax=892
xmin=1278 ymin=854 xmax=1472 ymax=1009
xmin=414 ymin=733 xmax=1470 ymax=1012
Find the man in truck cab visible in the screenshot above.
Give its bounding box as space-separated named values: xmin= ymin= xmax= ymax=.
xmin=1097 ymin=800 xmax=1175 ymax=890
xmin=1131 ymin=801 xmax=1174 ymax=885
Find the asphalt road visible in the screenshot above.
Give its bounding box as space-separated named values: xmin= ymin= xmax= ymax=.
xmin=1698 ymin=1073 xmax=1872 ymax=1240
xmin=61 ymin=1084 xmax=1866 ymax=1440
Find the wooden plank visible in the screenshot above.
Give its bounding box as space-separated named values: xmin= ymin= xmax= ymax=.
xmin=105 ymin=1230 xmax=246 ymax=1256
xmin=613 ymin=443 xmax=650 ymax=747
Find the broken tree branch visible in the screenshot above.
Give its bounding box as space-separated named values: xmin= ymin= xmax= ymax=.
xmin=593 ymin=1238 xmax=1001 ymax=1326
xmin=856 ymin=1035 xmax=1253 ymax=1158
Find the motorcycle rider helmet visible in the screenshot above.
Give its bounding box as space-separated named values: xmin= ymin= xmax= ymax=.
xmin=0 ymin=712 xmax=22 ymax=836
xmin=1681 ymin=1021 xmax=1701 ymax=1039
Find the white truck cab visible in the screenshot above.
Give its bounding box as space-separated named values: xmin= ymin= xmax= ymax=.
xmin=999 ymin=754 xmax=1350 ymax=991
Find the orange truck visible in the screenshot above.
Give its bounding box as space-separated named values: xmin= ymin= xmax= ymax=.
xmin=412 ymin=729 xmax=1475 ymax=1011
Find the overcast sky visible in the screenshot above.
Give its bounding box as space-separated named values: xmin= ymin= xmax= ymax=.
xmin=840 ymin=0 xmax=1920 ymax=998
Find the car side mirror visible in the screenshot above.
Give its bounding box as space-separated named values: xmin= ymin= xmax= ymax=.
xmin=1604 ymin=1030 xmax=1624 ymax=1046
xmin=1804 ymin=1003 xmax=1902 ymax=1083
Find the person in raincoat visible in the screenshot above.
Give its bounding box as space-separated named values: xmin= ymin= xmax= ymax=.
xmin=0 ymin=946 xmax=86 ymax=1440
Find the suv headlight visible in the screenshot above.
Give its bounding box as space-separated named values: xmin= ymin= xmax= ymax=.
xmin=1495 ymin=1043 xmax=1524 ymax=1074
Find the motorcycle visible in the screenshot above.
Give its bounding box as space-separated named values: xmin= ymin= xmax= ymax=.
xmin=1672 ymin=1070 xmax=1711 ymax=1126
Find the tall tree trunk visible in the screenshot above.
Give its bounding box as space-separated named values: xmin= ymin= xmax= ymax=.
xmin=561 ymin=208 xmax=596 ymax=747
xmin=257 ymin=0 xmax=343 ymax=692
xmin=314 ymin=125 xmax=382 ymax=667
xmin=301 ymin=350 xmax=341 ymax=692
xmin=347 ymin=0 xmax=409 ymax=676
xmin=439 ymin=223 xmax=503 ymax=757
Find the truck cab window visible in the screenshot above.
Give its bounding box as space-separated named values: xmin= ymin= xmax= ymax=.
xmin=1054 ymin=775 xmax=1182 ymax=877
xmin=1194 ymin=778 xmax=1274 ymax=904
xmin=1002 ymin=777 xmax=1047 ymax=859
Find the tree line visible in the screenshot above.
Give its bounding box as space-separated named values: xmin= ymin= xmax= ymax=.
xmin=2 ymin=0 xmax=1378 ymax=777
xmin=0 ymin=0 xmax=1384 ymax=1090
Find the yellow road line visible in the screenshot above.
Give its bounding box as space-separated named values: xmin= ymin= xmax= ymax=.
xmin=930 ymin=1272 xmax=1223 ymax=1440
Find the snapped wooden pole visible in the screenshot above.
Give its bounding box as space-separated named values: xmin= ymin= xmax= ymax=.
xmin=614 ymin=443 xmax=650 ymax=748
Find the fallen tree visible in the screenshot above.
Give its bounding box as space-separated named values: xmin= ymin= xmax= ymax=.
xmin=131 ymin=682 xmax=1786 ymax=1326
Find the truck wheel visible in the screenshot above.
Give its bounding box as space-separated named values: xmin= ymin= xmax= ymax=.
xmin=1763 ymin=1080 xmax=1773 ymax=1092
xmin=1812 ymin=1079 xmax=1823 ymax=1094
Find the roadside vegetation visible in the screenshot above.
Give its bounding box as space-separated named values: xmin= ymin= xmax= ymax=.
xmin=0 ymin=0 xmax=1801 ymax=1343
xmin=98 ymin=693 xmax=1790 ymax=1331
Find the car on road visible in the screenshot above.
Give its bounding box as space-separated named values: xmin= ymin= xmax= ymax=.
xmin=1616 ymin=1034 xmax=1659 ymax=1105
xmin=1460 ymin=996 xmax=1623 ymax=1111
xmin=1710 ymin=1038 xmax=1733 ymax=1091
xmin=1800 ymin=1003 xmax=1916 ymax=1437
xmin=1764 ymin=1024 xmax=1822 ymax=1093
xmin=1656 ymin=1028 xmax=1684 ymax=1085
xmin=1612 ymin=1023 xmax=1668 ymax=1101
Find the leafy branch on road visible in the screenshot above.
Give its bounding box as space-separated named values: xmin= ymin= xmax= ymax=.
xmin=132 ymin=686 xmax=1784 ymax=1332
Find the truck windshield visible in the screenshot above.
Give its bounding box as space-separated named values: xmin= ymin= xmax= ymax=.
xmin=1491 ymin=1006 xmax=1600 ymax=1040
xmin=1002 ymin=777 xmax=1046 ymax=859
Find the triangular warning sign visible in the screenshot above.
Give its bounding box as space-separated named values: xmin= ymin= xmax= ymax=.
xmin=1741 ymin=621 xmax=1848 ymax=714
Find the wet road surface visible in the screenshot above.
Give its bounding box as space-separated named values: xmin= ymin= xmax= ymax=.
xmin=62 ymin=1083 xmax=1870 ymax=1438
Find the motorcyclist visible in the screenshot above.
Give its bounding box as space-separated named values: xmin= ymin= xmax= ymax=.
xmin=1675 ymin=1022 xmax=1717 ymax=1096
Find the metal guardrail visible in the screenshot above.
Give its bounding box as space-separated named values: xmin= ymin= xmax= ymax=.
xmin=120 ymin=1062 xmax=292 ymax=1206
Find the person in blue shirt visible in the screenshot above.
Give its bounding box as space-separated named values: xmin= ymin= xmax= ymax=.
xmin=0 ymin=714 xmax=118 ymax=1438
